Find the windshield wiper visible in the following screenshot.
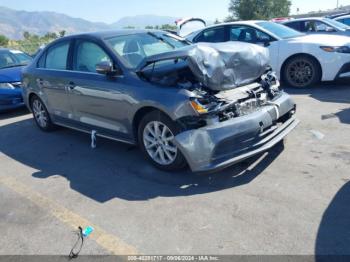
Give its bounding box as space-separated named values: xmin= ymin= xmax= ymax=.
xmin=147 ymin=32 xmax=176 ymax=48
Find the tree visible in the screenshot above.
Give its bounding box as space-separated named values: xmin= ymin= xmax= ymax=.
xmin=0 ymin=35 xmax=9 ymax=46
xmin=214 ymin=18 xmax=221 ymax=24
xmin=44 ymin=32 xmax=58 ymax=39
xmin=23 ymin=31 xmax=31 ymax=39
xmin=228 ymin=0 xmax=291 ymax=20
xmin=160 ymin=24 xmax=177 ymax=30
xmin=59 ymin=30 xmax=66 ymax=37
xmin=145 ymin=25 xmax=154 ymax=29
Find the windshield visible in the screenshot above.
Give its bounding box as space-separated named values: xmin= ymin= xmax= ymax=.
xmin=257 ymin=21 xmax=304 ymax=39
xmin=106 ymin=32 xmax=189 ymax=69
xmin=324 ymin=18 xmax=350 ymax=30
xmin=0 ymin=50 xmax=32 ymax=69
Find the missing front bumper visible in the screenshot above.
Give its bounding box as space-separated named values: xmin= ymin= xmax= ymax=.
xmin=174 ymin=93 xmax=299 ymax=173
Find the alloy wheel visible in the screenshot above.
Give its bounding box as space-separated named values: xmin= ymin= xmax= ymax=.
xmin=143 ymin=121 xmax=178 ymax=166
xmin=287 ymin=59 xmax=314 ymax=87
xmin=32 ymin=99 xmax=48 ymax=128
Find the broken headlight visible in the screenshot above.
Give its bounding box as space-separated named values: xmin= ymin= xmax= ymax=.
xmin=261 ymin=71 xmax=280 ymax=99
xmin=190 ymin=97 xmax=222 ymax=115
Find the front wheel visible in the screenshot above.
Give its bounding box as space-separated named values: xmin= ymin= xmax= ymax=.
xmin=138 ymin=111 xmax=187 ymax=171
xmin=282 ymin=56 xmax=321 ymax=88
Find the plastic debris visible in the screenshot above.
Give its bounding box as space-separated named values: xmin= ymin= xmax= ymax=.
xmin=68 ymin=226 xmax=94 ymax=259
xmin=310 ymin=130 xmax=325 ymax=140
xmin=82 ymin=226 xmax=94 ymax=238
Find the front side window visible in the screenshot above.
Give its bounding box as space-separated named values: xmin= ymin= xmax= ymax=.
xmin=230 ymin=26 xmax=272 ymax=43
xmin=195 ymin=27 xmax=226 ymax=43
xmin=73 ymin=41 xmax=111 ymax=73
xmin=44 ymin=41 xmax=70 ymax=70
xmin=304 ymin=21 xmax=333 ymax=32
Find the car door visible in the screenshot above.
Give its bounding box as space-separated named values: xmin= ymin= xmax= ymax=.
xmin=35 ymin=40 xmax=73 ymax=119
xmin=227 ymin=25 xmax=280 ymax=73
xmin=65 ymin=38 xmax=132 ymax=141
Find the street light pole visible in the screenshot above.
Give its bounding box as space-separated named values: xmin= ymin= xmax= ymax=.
xmin=337 ymin=0 xmax=339 ymax=8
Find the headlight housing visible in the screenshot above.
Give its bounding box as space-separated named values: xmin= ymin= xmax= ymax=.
xmin=320 ymin=46 xmax=350 ymax=53
xmin=190 ymin=97 xmax=222 ymax=115
xmin=190 ymin=98 xmax=209 ymax=114
xmin=0 ymin=83 xmax=15 ymax=89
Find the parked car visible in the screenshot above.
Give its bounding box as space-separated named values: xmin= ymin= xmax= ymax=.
xmin=271 ymin=17 xmax=293 ymax=23
xmin=334 ymin=14 xmax=350 ymax=26
xmin=187 ymin=21 xmax=350 ymax=88
xmin=282 ymin=17 xmax=350 ymax=36
xmin=22 ymin=30 xmax=298 ymax=173
xmin=0 ymin=48 xmax=32 ymax=112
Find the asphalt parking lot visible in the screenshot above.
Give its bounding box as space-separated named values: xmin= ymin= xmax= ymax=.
xmin=0 ymin=81 xmax=349 ymax=256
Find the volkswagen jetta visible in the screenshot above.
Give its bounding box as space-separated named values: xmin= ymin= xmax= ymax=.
xmin=22 ymin=30 xmax=299 ymax=173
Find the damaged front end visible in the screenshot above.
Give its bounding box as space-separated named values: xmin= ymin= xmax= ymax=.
xmin=138 ymin=42 xmax=299 ymax=172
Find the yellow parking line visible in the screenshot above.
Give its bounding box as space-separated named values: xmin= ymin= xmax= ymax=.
xmin=0 ymin=175 xmax=138 ymax=255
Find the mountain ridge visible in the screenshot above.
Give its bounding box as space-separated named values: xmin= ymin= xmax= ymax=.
xmin=0 ymin=6 xmax=179 ymax=39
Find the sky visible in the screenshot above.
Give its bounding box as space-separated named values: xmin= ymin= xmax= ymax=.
xmin=0 ymin=0 xmax=349 ymax=23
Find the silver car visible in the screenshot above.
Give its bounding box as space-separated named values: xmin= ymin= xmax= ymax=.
xmin=22 ymin=30 xmax=299 ymax=173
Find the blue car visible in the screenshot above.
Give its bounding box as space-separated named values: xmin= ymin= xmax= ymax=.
xmin=0 ymin=48 xmax=32 ymax=112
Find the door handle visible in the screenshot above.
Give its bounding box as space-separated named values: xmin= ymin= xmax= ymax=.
xmin=67 ymin=81 xmax=76 ymax=90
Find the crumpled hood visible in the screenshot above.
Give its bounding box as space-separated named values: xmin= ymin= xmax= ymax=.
xmin=187 ymin=42 xmax=270 ymax=91
xmin=0 ymin=66 xmax=23 ymax=83
xmin=285 ymin=34 xmax=350 ymax=46
xmin=139 ymin=42 xmax=271 ymax=91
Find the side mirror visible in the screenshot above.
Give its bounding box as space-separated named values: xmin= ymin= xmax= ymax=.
xmin=263 ymin=40 xmax=271 ymax=47
xmin=96 ymin=61 xmax=121 ymax=76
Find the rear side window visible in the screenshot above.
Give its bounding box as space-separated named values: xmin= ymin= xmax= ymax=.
xmin=73 ymin=41 xmax=111 ymax=73
xmin=40 ymin=41 xmax=70 ymax=70
xmin=286 ymin=21 xmax=301 ymax=31
xmin=195 ymin=27 xmax=226 ymax=43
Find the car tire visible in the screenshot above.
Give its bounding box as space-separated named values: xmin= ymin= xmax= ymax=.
xmin=138 ymin=111 xmax=187 ymax=171
xmin=282 ymin=55 xmax=321 ymax=88
xmin=30 ymin=95 xmax=56 ymax=132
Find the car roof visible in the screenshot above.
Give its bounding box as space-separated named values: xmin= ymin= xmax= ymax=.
xmin=61 ymin=29 xmax=166 ymax=40
xmin=327 ymin=12 xmax=350 ymax=19
xmin=189 ymin=20 xmax=286 ymax=39
xmin=335 ymin=14 xmax=350 ymax=19
xmin=197 ymin=20 xmax=266 ymax=30
xmin=283 ymin=17 xmax=325 ymax=23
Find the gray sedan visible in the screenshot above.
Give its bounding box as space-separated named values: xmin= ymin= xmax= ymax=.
xmin=22 ymin=30 xmax=299 ymax=173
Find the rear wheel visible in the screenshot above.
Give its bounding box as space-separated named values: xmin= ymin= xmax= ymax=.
xmin=138 ymin=111 xmax=187 ymax=171
xmin=283 ymin=55 xmax=321 ymax=88
xmin=30 ymin=95 xmax=55 ymax=132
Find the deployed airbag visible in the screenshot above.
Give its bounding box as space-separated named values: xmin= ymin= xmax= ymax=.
xmin=187 ymin=42 xmax=270 ymax=91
